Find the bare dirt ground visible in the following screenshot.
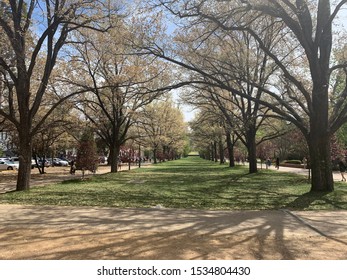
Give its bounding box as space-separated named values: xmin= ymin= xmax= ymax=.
xmin=1 ymin=165 xmax=347 ymax=260
xmin=0 ymin=164 xmax=131 ymax=193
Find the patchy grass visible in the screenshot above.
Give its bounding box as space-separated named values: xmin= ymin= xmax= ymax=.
xmin=0 ymin=157 xmax=346 ymax=210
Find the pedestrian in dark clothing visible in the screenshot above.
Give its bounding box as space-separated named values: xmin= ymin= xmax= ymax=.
xmin=266 ymin=158 xmax=271 ymax=169
xmin=70 ymin=160 xmax=76 ymax=175
xmin=338 ymin=160 xmax=346 ymax=182
xmin=275 ymin=157 xmax=280 ymax=170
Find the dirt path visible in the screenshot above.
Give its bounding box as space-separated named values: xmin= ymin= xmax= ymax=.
xmin=0 ymin=204 xmax=346 ymax=260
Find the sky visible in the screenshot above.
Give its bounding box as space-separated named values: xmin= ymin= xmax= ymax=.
xmin=181 ymin=104 xmax=196 ymax=122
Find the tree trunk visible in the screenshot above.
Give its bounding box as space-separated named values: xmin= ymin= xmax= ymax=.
xmin=308 ymin=135 xmax=333 ymax=192
xmin=247 ymin=140 xmax=257 ymax=173
xmin=42 ymin=155 xmax=46 ymax=174
xmin=246 ymin=128 xmax=257 ymax=174
xmin=153 ymin=148 xmax=158 ymax=164
xmin=210 ymin=142 xmax=214 ymax=161
xmin=109 ymin=144 xmax=120 ymax=173
xmin=214 ymin=141 xmax=218 ymax=162
xmin=219 ymin=138 xmax=224 ymax=164
xmin=226 ymin=132 xmax=235 ymax=168
xmin=16 ymin=133 xmax=32 ymax=191
xmin=309 ymin=86 xmax=334 ymax=192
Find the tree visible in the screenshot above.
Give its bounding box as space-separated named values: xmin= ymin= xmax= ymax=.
xmin=70 ymin=14 xmax=171 ymax=173
xmin=145 ymin=0 xmax=347 ymax=192
xmin=182 ymin=90 xmax=238 ymax=166
xmin=76 ymin=130 xmax=99 ymax=178
xmin=238 ymin=0 xmax=347 ymax=192
xmin=189 ymin=113 xmax=222 ymax=163
xmin=138 ymin=99 xmax=187 ymax=163
xmin=141 ymin=1 xmax=292 ymax=173
xmin=0 ymin=0 xmax=118 ymax=191
xmin=32 ymin=119 xmax=78 ymax=174
xmin=270 ymin=125 xmax=309 ymax=161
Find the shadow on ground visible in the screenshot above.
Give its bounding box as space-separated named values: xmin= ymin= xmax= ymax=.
xmin=1 ymin=205 xmax=347 ymax=260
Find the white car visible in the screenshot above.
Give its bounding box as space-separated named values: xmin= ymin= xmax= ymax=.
xmin=0 ymin=160 xmax=19 ymax=170
xmin=53 ymin=158 xmax=69 ymax=166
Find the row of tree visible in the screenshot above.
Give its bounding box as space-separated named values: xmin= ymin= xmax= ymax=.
xmin=190 ymin=107 xmax=347 ymax=171
xmin=0 ymin=1 xmax=187 ymax=191
xmin=1 ymin=1 xmax=347 ymax=193
xmin=137 ymin=0 xmax=347 ymax=192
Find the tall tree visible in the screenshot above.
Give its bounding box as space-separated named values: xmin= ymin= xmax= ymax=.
xmin=0 ymin=0 xmax=117 ymax=190
xmin=70 ymin=18 xmax=170 ymax=172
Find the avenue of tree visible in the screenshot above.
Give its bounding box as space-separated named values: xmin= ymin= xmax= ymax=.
xmin=140 ymin=0 xmax=347 ymax=192
xmin=0 ymin=0 xmax=347 ymax=193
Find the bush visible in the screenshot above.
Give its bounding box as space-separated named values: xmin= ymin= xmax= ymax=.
xmin=76 ymin=131 xmax=99 ymax=176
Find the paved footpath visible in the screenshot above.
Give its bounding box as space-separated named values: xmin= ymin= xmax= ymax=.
xmin=259 ymin=164 xmax=345 ymax=182
xmin=0 ymin=204 xmax=346 ymax=259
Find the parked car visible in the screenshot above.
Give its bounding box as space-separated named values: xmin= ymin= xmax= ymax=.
xmin=0 ymin=157 xmax=10 ymax=161
xmin=31 ymin=159 xmax=37 ymax=169
xmin=52 ymin=158 xmax=69 ymax=166
xmin=0 ymin=160 xmax=19 ymax=170
xmin=44 ymin=159 xmax=52 ymax=167
xmin=29 ymin=158 xmax=48 ymax=168
xmin=37 ymin=158 xmax=51 ymax=167
xmin=4 ymin=156 xmax=45 ymax=169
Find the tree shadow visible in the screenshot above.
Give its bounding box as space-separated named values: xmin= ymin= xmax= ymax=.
xmin=285 ymin=192 xmax=330 ymax=210
xmin=1 ymin=205 xmax=347 ymax=260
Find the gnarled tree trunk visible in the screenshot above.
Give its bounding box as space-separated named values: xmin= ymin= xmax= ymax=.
xmin=308 ymin=85 xmax=334 ymax=192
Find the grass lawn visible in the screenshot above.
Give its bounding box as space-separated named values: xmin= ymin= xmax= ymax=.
xmin=0 ymin=156 xmax=346 ymax=210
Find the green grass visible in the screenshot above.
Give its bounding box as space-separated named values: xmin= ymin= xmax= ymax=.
xmin=1 ymin=157 xmax=347 ymax=210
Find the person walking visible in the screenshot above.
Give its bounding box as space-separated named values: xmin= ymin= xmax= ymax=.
xmin=302 ymin=157 xmax=307 ymax=169
xmin=275 ymin=157 xmax=280 ymax=170
xmin=266 ymin=158 xmax=271 ymax=169
xmin=338 ymin=159 xmax=347 ymax=182
xmin=70 ymin=160 xmax=76 ymax=175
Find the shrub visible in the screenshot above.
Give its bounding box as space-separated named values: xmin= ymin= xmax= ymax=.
xmin=76 ymin=131 xmax=99 ymax=177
